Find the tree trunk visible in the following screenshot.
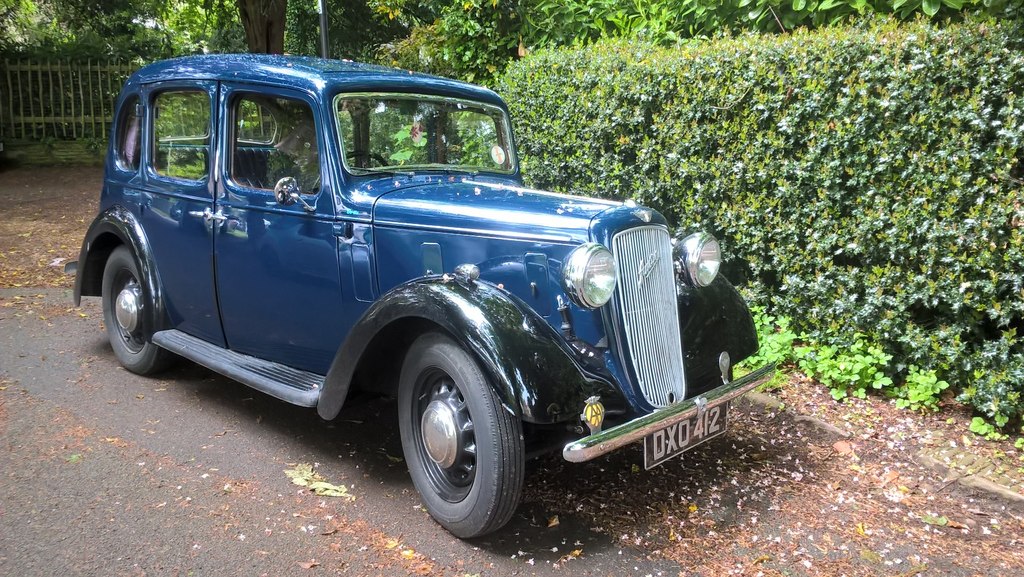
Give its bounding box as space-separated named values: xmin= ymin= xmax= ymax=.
xmin=236 ymin=0 xmax=287 ymax=54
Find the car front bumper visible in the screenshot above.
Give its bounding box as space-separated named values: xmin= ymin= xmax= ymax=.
xmin=562 ymin=363 xmax=775 ymax=463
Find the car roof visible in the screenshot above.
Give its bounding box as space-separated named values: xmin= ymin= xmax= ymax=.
xmin=127 ymin=54 xmax=507 ymax=108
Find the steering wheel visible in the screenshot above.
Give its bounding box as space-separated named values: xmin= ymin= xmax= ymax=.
xmin=346 ymin=151 xmax=389 ymax=168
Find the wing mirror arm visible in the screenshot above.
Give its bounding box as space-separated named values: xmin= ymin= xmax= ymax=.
xmin=274 ymin=177 xmax=316 ymax=213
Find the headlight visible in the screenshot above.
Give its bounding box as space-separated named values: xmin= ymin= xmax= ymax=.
xmin=677 ymin=232 xmax=721 ymax=287
xmin=562 ymin=243 xmax=617 ymax=309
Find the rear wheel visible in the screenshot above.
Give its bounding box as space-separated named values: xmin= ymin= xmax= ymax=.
xmin=101 ymin=246 xmax=174 ymax=375
xmin=398 ymin=332 xmax=524 ymax=538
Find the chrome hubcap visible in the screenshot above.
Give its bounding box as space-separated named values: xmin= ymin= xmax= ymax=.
xmin=115 ymin=282 xmax=141 ymax=334
xmin=421 ymin=400 xmax=459 ymax=468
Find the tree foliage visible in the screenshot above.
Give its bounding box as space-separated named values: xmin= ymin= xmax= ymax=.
xmin=379 ymin=0 xmax=1022 ymax=84
xmin=284 ymin=0 xmax=407 ymax=60
xmin=1 ymin=0 xmax=244 ymax=59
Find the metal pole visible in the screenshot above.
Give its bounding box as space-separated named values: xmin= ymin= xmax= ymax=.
xmin=318 ymin=0 xmax=330 ymax=59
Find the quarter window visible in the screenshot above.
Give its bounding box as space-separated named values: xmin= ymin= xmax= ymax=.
xmin=152 ymin=90 xmax=210 ymax=181
xmin=116 ymin=95 xmax=142 ymax=171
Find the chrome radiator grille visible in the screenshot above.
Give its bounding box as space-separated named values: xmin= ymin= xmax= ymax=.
xmin=611 ymin=225 xmax=686 ymax=407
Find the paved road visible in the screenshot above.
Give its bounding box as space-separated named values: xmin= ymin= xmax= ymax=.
xmin=0 ymin=288 xmax=676 ymax=576
xmin=4 ymin=288 xmax=1023 ymax=576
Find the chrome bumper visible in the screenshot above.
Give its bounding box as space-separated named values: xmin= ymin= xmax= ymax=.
xmin=562 ymin=364 xmax=775 ymax=463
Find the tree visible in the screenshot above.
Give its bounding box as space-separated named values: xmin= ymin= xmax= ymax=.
xmin=236 ymin=0 xmax=286 ymax=53
xmin=1 ymin=0 xmax=245 ymax=59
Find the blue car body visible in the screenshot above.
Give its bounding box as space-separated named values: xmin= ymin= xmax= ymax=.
xmin=75 ymin=54 xmax=772 ymax=538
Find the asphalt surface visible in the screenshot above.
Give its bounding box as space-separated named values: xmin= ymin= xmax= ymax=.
xmin=0 ymin=288 xmax=676 ymax=576
xmin=3 ymin=288 xmax=1024 ymax=576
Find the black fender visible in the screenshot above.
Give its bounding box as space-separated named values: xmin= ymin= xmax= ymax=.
xmin=317 ymin=276 xmax=623 ymax=424
xmin=676 ymin=274 xmax=759 ymax=398
xmin=74 ymin=205 xmax=167 ymax=336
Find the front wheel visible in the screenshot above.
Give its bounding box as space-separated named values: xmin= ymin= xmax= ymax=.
xmin=101 ymin=245 xmax=175 ymax=375
xmin=398 ymin=332 xmax=524 ymax=538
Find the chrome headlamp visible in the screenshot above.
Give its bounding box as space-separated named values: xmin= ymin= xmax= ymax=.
xmin=676 ymin=232 xmax=721 ymax=287
xmin=562 ymin=243 xmax=617 ymax=309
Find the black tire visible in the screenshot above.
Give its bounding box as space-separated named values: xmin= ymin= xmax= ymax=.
xmin=101 ymin=245 xmax=174 ymax=375
xmin=398 ymin=332 xmax=524 ymax=538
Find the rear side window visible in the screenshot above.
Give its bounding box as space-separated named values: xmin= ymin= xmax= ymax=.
xmin=152 ymin=90 xmax=210 ymax=182
xmin=116 ymin=95 xmax=142 ymax=172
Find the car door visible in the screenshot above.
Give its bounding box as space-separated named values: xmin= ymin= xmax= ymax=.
xmin=139 ymin=81 xmax=225 ymax=346
xmin=213 ymin=83 xmax=345 ymax=374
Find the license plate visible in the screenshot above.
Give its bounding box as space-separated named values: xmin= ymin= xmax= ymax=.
xmin=643 ymin=401 xmax=729 ymax=469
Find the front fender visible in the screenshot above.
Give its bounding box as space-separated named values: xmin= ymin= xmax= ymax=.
xmin=677 ymin=275 xmax=759 ymax=398
xmin=74 ymin=205 xmax=166 ymax=335
xmin=317 ymin=277 xmax=622 ymax=424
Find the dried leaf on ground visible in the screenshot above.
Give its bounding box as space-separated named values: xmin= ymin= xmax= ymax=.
xmin=834 ymin=440 xmax=856 ymax=456
xmin=921 ymin=514 xmax=949 ymax=527
xmin=284 ymin=463 xmax=355 ymax=500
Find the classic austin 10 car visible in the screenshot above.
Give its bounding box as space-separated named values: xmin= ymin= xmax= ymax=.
xmin=74 ymin=54 xmax=773 ymax=538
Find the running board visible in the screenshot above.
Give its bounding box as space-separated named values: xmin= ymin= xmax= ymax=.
xmin=152 ymin=329 xmax=323 ymax=407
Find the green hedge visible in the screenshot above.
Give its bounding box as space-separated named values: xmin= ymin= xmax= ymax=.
xmin=499 ymin=18 xmax=1024 ymax=426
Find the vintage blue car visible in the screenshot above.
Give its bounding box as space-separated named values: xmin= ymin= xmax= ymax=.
xmin=74 ymin=54 xmax=773 ymax=538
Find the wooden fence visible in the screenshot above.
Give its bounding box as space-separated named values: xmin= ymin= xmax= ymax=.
xmin=2 ymin=58 xmax=140 ymax=163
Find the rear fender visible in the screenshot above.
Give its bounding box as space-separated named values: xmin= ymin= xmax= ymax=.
xmin=74 ymin=205 xmax=166 ymax=335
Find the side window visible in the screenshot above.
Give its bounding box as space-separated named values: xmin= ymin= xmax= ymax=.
xmin=231 ymin=94 xmax=320 ymax=194
xmin=152 ymin=90 xmax=210 ymax=181
xmin=116 ymin=95 xmax=142 ymax=171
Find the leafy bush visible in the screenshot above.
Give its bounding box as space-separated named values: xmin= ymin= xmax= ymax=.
xmin=499 ymin=17 xmax=1024 ymax=426
xmin=741 ymin=307 xmax=799 ymax=369
xmin=796 ymin=334 xmax=894 ymax=401
xmin=895 ymin=366 xmax=950 ymax=411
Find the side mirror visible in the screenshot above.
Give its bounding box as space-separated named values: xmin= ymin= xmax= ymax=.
xmin=274 ymin=177 xmax=315 ymax=213
xmin=274 ymin=176 xmax=301 ymax=205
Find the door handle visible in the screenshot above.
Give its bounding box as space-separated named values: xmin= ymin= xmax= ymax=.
xmin=187 ymin=207 xmax=228 ymax=222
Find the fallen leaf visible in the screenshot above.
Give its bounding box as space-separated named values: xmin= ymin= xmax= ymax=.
xmin=855 ymin=523 xmax=868 ymax=536
xmin=384 ymin=538 xmax=400 ymax=550
xmin=859 ymin=549 xmax=883 ymax=563
xmin=556 ymin=549 xmax=583 ymax=564
xmin=947 ymin=519 xmax=968 ymax=529
xmin=878 ymin=470 xmax=900 ymax=487
xmin=379 ymin=450 xmax=403 ymax=463
xmin=298 ymin=560 xmax=320 ymax=569
xmin=400 ymin=549 xmax=416 ymax=559
xmin=833 ymin=440 xmax=855 ymax=456
xmin=307 ymin=480 xmax=354 ymax=499
xmin=921 ymin=514 xmax=949 ymax=527
xmin=547 ymin=515 xmax=560 ymax=528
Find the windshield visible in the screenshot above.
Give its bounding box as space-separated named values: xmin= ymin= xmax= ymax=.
xmin=334 ymin=93 xmax=515 ymax=175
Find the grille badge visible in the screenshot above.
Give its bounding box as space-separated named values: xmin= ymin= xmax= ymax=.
xmin=632 ymin=208 xmax=653 ymax=222
xmin=638 ymin=252 xmax=659 ymax=286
